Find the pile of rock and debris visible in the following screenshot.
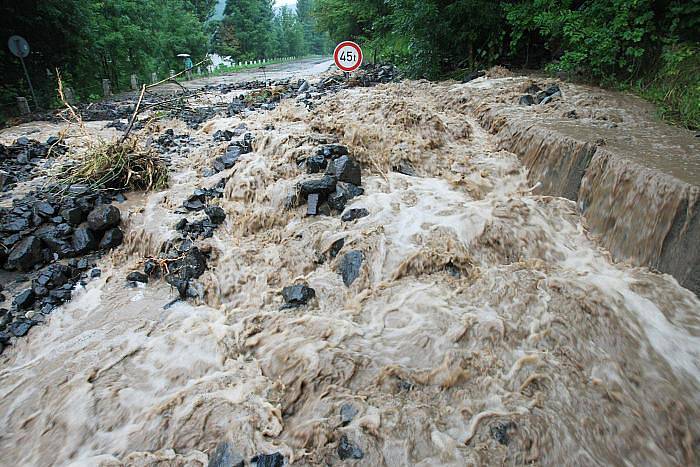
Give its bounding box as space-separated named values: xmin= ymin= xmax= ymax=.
xmin=0 ymin=137 xmax=68 ymax=192
xmin=0 ymin=187 xmax=125 ymax=353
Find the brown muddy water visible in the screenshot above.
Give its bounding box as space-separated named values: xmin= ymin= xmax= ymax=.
xmin=0 ymin=72 xmax=699 ymax=466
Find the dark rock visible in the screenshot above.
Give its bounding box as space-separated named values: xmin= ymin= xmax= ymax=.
xmin=90 ymin=268 xmax=101 ymax=278
xmin=544 ymin=84 xmax=561 ymax=96
xmin=307 ymin=193 xmax=320 ymax=216
xmin=306 ymin=154 xmax=327 ymax=173
xmin=13 ymin=288 xmax=35 ymax=310
xmin=490 ymin=421 xmax=516 ymax=445
xmin=72 ymin=227 xmax=97 ymax=255
xmin=87 ymin=204 xmax=121 ymax=231
xmin=40 ymin=263 xmax=74 ymax=288
xmin=15 ymin=136 xmax=30 ymax=146
xmin=208 ymin=442 xmax=244 ymax=467
xmin=114 ymin=193 xmax=127 ymax=203
xmin=205 ymin=206 xmax=226 ymax=224
xmin=393 ymin=160 xmax=416 ymax=176
xmin=0 ymin=330 xmax=10 ymax=344
xmin=337 ymin=182 xmax=364 ymax=200
xmin=184 ymin=196 xmax=205 ymax=211
xmin=126 ymin=271 xmax=149 ymax=283
xmin=327 ymin=190 xmax=347 ymax=211
xmin=463 ymin=70 xmax=486 ymax=83
xmin=341 ymin=208 xmax=369 ymax=222
xmin=328 ymin=238 xmax=345 ymax=258
xmin=7 ymin=236 xmax=42 ymax=271
xmin=299 ymin=176 xmax=337 ymax=197
xmin=213 ymin=145 xmax=241 ymax=172
xmin=251 ymin=452 xmax=284 ymax=467
xmin=228 ymin=99 xmax=246 ymax=116
xmin=99 ymin=227 xmax=124 ymax=249
xmin=165 ymin=247 xmax=207 ymax=298
xmin=60 ymin=206 xmax=84 ymax=226
xmin=48 ymin=287 xmax=72 ymax=301
xmin=339 ymin=250 xmax=363 ymax=286
xmin=3 ymin=216 xmax=30 ymax=232
xmin=76 ymin=258 xmax=89 ymax=270
xmin=144 ymin=259 xmax=158 ymax=276
xmin=175 ymin=218 xmax=189 ymax=231
xmin=340 ymin=403 xmax=358 ymax=426
xmin=519 ymin=95 xmax=535 ymax=106
xmin=34 ymin=201 xmax=55 ymax=217
xmin=51 ymin=216 xmax=64 ymax=224
xmin=319 ymin=144 xmax=349 ymax=158
xmin=337 ymin=435 xmax=363 ymax=460
xmin=46 ymin=136 xmax=60 ymax=145
xmin=540 ymin=91 xmax=561 ymax=105
xmin=212 ymin=129 xmax=235 ymax=142
xmin=9 ymin=321 xmax=32 ymax=337
xmin=282 ymin=284 xmax=315 ymax=307
xmin=326 ymin=155 xmax=361 ymax=185
xmin=298 ymin=80 xmax=310 ymax=92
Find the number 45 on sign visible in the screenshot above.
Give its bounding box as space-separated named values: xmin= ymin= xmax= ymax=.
xmin=334 ymin=41 xmax=363 ymax=73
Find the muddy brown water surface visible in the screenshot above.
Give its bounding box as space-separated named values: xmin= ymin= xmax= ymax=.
xmin=1 ymin=65 xmax=699 ymax=466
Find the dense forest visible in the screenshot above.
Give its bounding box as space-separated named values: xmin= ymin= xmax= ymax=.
xmin=0 ymin=0 xmax=331 ymax=114
xmin=312 ymin=0 xmax=699 ymax=128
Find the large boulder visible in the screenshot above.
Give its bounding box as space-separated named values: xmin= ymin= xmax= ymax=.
xmin=87 ymin=204 xmax=120 ymax=231
xmin=326 ymin=155 xmax=361 ymax=185
xmin=7 ymin=236 xmax=42 ymax=271
xmin=299 ymin=176 xmax=337 ymax=197
xmin=72 ymin=227 xmax=97 ymax=255
xmin=339 ymin=250 xmax=364 ymax=286
xmin=99 ymin=228 xmax=124 ymax=249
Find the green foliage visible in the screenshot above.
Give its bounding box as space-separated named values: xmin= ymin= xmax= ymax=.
xmin=212 ymin=0 xmax=332 ymax=61
xmin=311 ymin=0 xmax=699 ymax=127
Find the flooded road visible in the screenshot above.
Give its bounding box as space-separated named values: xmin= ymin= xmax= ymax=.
xmin=0 ymin=66 xmax=699 ymax=466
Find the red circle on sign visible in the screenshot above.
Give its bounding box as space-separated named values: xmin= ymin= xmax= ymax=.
xmin=334 ymin=41 xmax=363 ymax=72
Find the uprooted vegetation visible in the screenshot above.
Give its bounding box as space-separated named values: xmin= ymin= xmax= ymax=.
xmin=55 ymin=138 xmax=168 ymax=193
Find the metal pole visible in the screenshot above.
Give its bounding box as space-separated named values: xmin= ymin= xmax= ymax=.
xmin=18 ymin=54 xmax=38 ymax=110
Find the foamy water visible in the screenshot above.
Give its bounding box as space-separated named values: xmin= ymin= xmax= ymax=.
xmin=0 ymin=76 xmax=698 ymax=466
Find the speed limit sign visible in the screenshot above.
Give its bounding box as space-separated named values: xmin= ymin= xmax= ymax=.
xmin=334 ymin=41 xmax=363 ymax=72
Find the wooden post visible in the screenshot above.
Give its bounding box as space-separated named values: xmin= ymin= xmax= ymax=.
xmin=102 ymin=79 xmax=112 ymax=97
xmin=16 ymin=97 xmax=30 ymax=115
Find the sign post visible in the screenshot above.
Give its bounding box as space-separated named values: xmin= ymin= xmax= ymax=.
xmin=7 ymin=35 xmax=38 ymax=110
xmin=333 ymin=41 xmax=363 ymax=73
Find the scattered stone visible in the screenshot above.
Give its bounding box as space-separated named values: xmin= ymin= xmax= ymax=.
xmin=341 ymin=208 xmax=369 ymax=222
xmin=126 ymin=271 xmax=149 ymax=283
xmin=208 ymin=442 xmax=244 ymax=467
xmin=212 ymin=130 xmax=235 ymax=142
xmin=327 ymin=189 xmax=347 ymax=211
xmin=519 ymin=95 xmax=535 ymax=106
xmin=213 ymin=145 xmax=241 ymax=172
xmin=282 ymin=284 xmax=316 ymax=307
xmin=60 ymin=206 xmax=84 ymax=226
xmin=299 ymin=175 xmax=337 ymax=197
xmin=90 ymin=268 xmax=102 ymax=278
xmin=298 ymin=80 xmax=310 ymax=92
xmin=184 ymin=196 xmax=205 ymax=211
xmin=393 ymin=159 xmax=416 ymax=176
xmin=13 ymin=289 xmax=35 ymax=310
xmin=340 ymin=403 xmax=358 ymax=426
xmin=205 ymin=206 xmax=226 ymax=225
xmin=99 ymin=227 xmax=124 ymax=249
xmin=339 ymin=250 xmax=363 ymax=286
xmin=319 ymin=144 xmax=349 ymax=158
xmin=306 ymin=153 xmax=327 ymax=173
xmin=34 ymin=201 xmax=55 ymax=217
xmin=9 ymin=321 xmax=32 ymax=337
xmin=114 ymin=193 xmax=127 ymax=203
xmin=463 ymin=70 xmax=486 ymax=82
xmin=165 ymin=247 xmax=207 ymax=298
xmin=337 ymin=181 xmax=364 ymax=200
xmin=337 ymin=434 xmax=364 ymax=460
xmin=87 ymin=204 xmax=121 ymax=231
xmin=307 ymin=193 xmax=320 ymax=216
xmin=72 ymin=227 xmax=97 ymax=255
xmin=328 ymin=238 xmax=345 ymax=258
xmin=251 ymin=452 xmax=284 ymax=467
xmin=490 ymin=421 xmax=516 ymax=445
xmin=7 ymin=236 xmax=42 ymax=271
xmin=326 ymin=155 xmax=361 ymax=185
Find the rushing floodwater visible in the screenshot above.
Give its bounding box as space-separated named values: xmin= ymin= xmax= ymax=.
xmin=0 ymin=74 xmax=698 ymax=466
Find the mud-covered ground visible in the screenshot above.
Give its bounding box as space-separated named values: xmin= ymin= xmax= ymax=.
xmin=0 ymin=62 xmax=698 ymax=466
